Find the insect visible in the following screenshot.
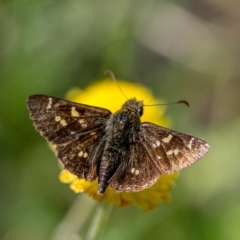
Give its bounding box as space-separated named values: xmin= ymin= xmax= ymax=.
xmin=27 ymin=77 xmax=210 ymax=195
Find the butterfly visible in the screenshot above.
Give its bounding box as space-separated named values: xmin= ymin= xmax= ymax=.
xmin=27 ymin=94 xmax=210 ymax=194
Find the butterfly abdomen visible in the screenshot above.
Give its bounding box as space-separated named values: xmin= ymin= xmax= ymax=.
xmin=98 ymin=148 xmax=122 ymax=194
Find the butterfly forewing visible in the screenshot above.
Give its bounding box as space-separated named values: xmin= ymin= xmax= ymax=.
xmin=27 ymin=94 xmax=111 ymax=180
xmin=140 ymin=122 xmax=210 ymax=174
xmin=109 ymin=141 xmax=159 ymax=192
xmin=27 ymin=94 xmax=111 ymax=144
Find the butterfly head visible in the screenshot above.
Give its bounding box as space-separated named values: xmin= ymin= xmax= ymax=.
xmin=122 ymin=98 xmax=143 ymax=117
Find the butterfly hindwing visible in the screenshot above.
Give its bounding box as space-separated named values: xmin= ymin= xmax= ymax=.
xmin=140 ymin=122 xmax=210 ymax=174
xmin=56 ymin=130 xmax=106 ymax=180
xmin=109 ymin=141 xmax=160 ymax=192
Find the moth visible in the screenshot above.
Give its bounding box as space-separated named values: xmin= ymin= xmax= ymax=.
xmin=27 ymin=93 xmax=210 ymax=194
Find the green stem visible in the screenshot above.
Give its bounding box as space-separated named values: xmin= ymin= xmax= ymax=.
xmin=85 ymin=203 xmax=113 ymax=240
xmin=50 ymin=194 xmax=97 ymax=240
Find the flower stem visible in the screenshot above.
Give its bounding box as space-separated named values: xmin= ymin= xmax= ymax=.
xmin=85 ymin=203 xmax=113 ymax=240
xmin=51 ymin=194 xmax=97 ymax=240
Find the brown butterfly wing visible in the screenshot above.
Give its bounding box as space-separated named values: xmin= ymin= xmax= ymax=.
xmin=140 ymin=122 xmax=210 ymax=174
xmin=27 ymin=94 xmax=111 ymax=180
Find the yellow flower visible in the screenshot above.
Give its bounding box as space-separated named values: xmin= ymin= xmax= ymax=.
xmin=59 ymin=78 xmax=178 ymax=211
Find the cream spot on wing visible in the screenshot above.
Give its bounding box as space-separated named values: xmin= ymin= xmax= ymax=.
xmin=79 ymin=119 xmax=87 ymax=127
xmin=83 ymin=152 xmax=88 ymax=158
xmin=78 ymin=151 xmax=83 ymax=157
xmin=188 ymin=138 xmax=194 ymax=149
xmin=90 ymin=132 xmax=96 ymax=135
xmin=162 ymin=134 xmax=173 ymax=143
xmin=152 ymin=143 xmax=157 ymax=148
xmin=174 ymin=149 xmax=179 ymax=155
xmin=157 ymin=156 xmax=161 ymax=159
xmin=135 ymin=169 xmax=140 ymax=175
xmin=46 ymin=97 xmax=52 ymax=110
xmin=79 ymin=119 xmax=85 ymax=124
xmin=55 ymin=116 xmax=61 ymax=122
xmin=131 ymin=168 xmax=135 ymax=173
xmin=156 ymin=140 xmax=160 ymax=147
xmin=71 ymin=107 xmax=80 ymax=117
xmin=166 ymin=150 xmax=173 ymax=155
xmin=60 ymin=119 xmax=67 ymax=126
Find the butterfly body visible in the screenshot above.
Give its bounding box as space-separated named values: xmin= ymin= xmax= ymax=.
xmin=98 ymin=98 xmax=142 ymax=194
xmin=27 ymin=94 xmax=210 ymax=194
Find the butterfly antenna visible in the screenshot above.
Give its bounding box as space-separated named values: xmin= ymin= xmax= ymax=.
xmin=104 ymin=69 xmax=128 ymax=100
xmin=144 ymin=100 xmax=190 ymax=107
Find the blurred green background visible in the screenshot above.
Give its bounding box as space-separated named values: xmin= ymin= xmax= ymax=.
xmin=1 ymin=0 xmax=240 ymax=239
